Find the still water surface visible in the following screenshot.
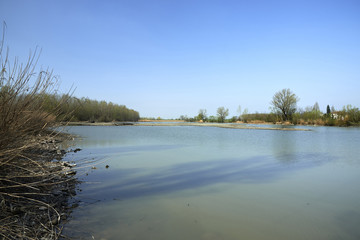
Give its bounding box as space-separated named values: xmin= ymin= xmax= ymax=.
xmin=62 ymin=125 xmax=360 ymax=240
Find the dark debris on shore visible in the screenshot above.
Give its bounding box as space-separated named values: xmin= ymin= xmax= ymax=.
xmin=0 ymin=133 xmax=81 ymax=240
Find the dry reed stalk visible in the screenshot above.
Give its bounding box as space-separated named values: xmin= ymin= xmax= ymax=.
xmin=0 ymin=24 xmax=77 ymax=239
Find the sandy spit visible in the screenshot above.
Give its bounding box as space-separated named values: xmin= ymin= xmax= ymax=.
xmin=65 ymin=122 xmax=311 ymax=131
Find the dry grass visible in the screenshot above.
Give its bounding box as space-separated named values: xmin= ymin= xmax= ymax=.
xmin=0 ymin=134 xmax=78 ymax=240
xmin=1 ymin=25 xmax=75 ymax=239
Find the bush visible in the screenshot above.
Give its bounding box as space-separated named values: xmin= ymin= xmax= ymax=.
xmin=324 ymin=118 xmax=336 ymax=126
xmin=0 ymin=49 xmax=61 ymax=150
xmin=0 ymin=27 xmax=75 ymax=239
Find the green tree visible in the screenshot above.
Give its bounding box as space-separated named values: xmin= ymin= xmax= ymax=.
xmin=312 ymin=102 xmax=322 ymax=119
xmin=208 ymin=115 xmax=217 ymax=122
xmin=271 ymin=88 xmax=299 ymax=121
xmin=197 ymin=109 xmax=207 ymax=122
xmin=241 ymin=108 xmax=249 ymax=123
xmin=344 ymin=105 xmax=360 ymax=125
xmin=217 ymin=106 xmax=229 ymax=123
xmin=326 ymin=105 xmax=331 ymax=116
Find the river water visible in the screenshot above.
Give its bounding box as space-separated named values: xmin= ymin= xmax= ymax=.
xmin=62 ymin=125 xmax=360 ymax=240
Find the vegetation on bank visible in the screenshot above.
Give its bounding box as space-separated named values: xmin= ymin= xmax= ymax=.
xmin=0 ymin=26 xmax=139 ymax=239
xmin=180 ymin=89 xmax=360 ymax=127
xmin=1 ymin=29 xmax=70 ymax=239
xmin=42 ymin=94 xmax=140 ymax=122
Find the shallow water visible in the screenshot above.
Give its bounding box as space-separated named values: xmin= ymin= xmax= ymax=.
xmin=62 ymin=125 xmax=360 ymax=240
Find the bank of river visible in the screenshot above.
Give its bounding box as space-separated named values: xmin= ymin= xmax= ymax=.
xmin=0 ymin=132 xmax=81 ymax=239
xmin=66 ymin=121 xmax=311 ymax=131
xmin=135 ymin=122 xmax=311 ymax=131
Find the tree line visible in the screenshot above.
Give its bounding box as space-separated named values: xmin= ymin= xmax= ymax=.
xmin=41 ymin=94 xmax=140 ymax=122
xmin=179 ymin=88 xmax=360 ymax=126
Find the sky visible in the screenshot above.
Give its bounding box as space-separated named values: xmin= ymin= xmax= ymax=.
xmin=1 ymin=0 xmax=359 ymax=119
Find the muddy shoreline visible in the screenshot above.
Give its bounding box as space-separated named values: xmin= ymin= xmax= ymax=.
xmin=0 ymin=132 xmax=80 ymax=239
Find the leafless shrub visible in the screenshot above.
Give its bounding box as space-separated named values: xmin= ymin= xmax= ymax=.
xmin=0 ymin=24 xmax=75 ymax=239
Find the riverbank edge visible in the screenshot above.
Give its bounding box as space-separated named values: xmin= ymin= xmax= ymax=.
xmin=63 ymin=122 xmax=312 ymax=131
xmin=0 ymin=131 xmax=79 ymax=239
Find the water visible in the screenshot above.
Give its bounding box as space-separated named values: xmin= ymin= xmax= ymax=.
xmin=62 ymin=125 xmax=360 ymax=240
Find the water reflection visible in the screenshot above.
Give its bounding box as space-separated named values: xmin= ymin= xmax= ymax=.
xmin=82 ymin=153 xmax=333 ymax=201
xmin=271 ymin=130 xmax=301 ymax=163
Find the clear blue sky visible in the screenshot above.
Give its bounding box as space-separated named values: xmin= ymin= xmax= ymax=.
xmin=1 ymin=0 xmax=359 ymax=119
